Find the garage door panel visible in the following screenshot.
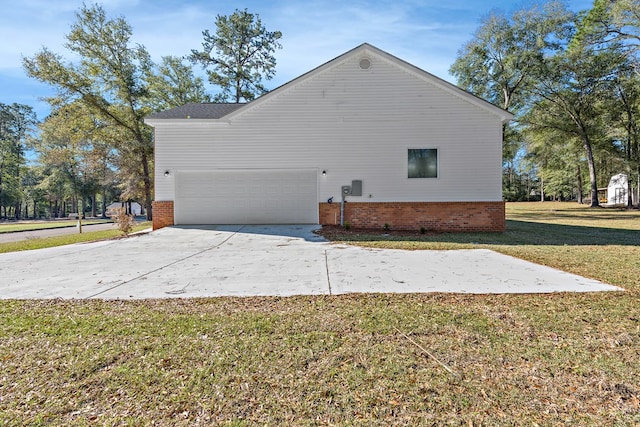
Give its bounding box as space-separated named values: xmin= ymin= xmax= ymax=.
xmin=175 ymin=169 xmax=318 ymax=224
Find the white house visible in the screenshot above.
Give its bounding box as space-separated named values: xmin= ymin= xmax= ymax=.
xmin=145 ymin=43 xmax=512 ymax=232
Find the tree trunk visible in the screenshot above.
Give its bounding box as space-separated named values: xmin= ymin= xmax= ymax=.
xmin=101 ymin=187 xmax=107 ymax=218
xmin=0 ymin=171 xmax=3 ymax=219
xmin=576 ymin=164 xmax=583 ymax=204
xmin=628 ymin=174 xmax=634 ymax=208
xmin=540 ymin=176 xmax=545 ymax=202
xmin=637 ymin=167 xmax=640 ymax=208
xmin=141 ymin=150 xmax=153 ymax=221
xmin=583 ymin=135 xmax=599 ymax=207
xmin=91 ymin=193 xmax=97 ymax=217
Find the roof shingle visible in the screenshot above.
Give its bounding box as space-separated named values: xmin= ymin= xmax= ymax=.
xmin=147 ymin=103 xmax=246 ymax=119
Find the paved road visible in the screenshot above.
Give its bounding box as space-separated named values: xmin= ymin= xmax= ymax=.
xmin=0 ymin=225 xmax=621 ymax=299
xmin=0 ymin=222 xmax=117 ymax=243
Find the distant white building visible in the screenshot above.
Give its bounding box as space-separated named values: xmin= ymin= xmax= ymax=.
xmin=607 ymin=174 xmax=629 ymax=205
xmin=106 ymin=202 xmax=142 ymax=216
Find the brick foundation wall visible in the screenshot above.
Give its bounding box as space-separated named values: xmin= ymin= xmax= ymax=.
xmin=152 ymin=201 xmax=174 ymax=230
xmin=319 ymin=202 xmax=342 ymax=226
xmin=152 ymin=200 xmax=504 ymax=232
xmin=319 ymin=201 xmax=505 ymax=232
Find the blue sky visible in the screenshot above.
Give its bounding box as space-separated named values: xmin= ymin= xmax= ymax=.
xmin=1 ymin=0 xmax=595 ymax=120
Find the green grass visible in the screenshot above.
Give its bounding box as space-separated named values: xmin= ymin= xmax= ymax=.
xmin=0 ymin=203 xmax=639 ymax=425
xmin=0 ymin=220 xmax=110 ymax=233
xmin=0 ymin=222 xmax=152 ymax=254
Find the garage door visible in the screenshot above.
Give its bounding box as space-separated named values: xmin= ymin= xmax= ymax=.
xmin=174 ymin=169 xmax=318 ymax=224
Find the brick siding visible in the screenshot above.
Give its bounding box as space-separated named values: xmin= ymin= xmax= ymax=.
xmin=152 ymin=201 xmax=174 ymax=230
xmin=153 ymin=200 xmax=504 ymax=232
xmin=319 ymin=201 xmax=505 ymax=232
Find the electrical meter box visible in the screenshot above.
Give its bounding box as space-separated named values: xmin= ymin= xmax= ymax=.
xmin=341 ymin=186 xmax=351 ymax=196
xmin=351 ymin=180 xmax=362 ymax=196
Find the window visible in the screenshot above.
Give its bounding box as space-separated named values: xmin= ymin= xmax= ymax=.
xmin=408 ymin=149 xmax=438 ymax=178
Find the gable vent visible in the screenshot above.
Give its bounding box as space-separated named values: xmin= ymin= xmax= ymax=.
xmin=359 ymin=58 xmax=371 ymax=70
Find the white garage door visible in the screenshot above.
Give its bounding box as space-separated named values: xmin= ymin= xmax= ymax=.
xmin=174 ymin=169 xmax=318 ymax=224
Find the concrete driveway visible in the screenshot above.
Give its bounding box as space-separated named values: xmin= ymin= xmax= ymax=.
xmin=0 ymin=225 xmax=620 ymax=299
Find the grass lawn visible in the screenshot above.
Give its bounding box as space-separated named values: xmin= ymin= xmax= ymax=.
xmin=0 ymin=220 xmax=110 ymax=234
xmin=1 ymin=203 xmax=639 ymax=425
xmin=0 ymin=222 xmax=152 ymax=254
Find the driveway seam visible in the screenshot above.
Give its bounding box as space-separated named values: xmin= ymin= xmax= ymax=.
xmin=324 ymin=249 xmax=332 ymax=295
xmin=84 ymin=226 xmax=244 ymax=299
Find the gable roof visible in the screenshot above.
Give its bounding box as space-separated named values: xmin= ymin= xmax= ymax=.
xmin=145 ymin=43 xmax=513 ymax=125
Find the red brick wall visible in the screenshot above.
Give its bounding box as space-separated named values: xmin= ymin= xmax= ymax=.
xmin=153 ymin=200 xmax=504 ymax=232
xmin=319 ymin=202 xmax=342 ymax=225
xmin=152 ymin=201 xmax=174 ymax=230
xmin=319 ymin=201 xmax=505 ymax=232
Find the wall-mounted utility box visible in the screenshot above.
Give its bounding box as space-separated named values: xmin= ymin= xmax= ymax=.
xmin=341 ymin=186 xmax=352 ymax=196
xmin=351 ymin=180 xmax=362 ymax=196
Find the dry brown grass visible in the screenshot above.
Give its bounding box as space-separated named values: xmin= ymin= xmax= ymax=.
xmin=0 ymin=202 xmax=639 ymax=425
xmin=2 ymin=295 xmax=638 ymax=426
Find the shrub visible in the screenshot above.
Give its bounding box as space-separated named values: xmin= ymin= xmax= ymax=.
xmin=112 ymin=207 xmax=136 ymax=236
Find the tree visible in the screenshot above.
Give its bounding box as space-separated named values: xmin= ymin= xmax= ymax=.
xmin=606 ymin=70 xmax=640 ymax=206
xmin=577 ymin=0 xmax=640 ymax=55
xmin=450 ymin=1 xmax=574 ymax=189
xmin=451 ymin=2 xmax=572 ymax=114
xmin=37 ymin=100 xmax=113 ymax=218
xmin=576 ymin=0 xmax=640 ymax=206
xmin=526 ymin=41 xmax=628 ymax=207
xmin=21 ymin=166 xmax=47 ymax=218
xmin=146 ymin=56 xmax=211 ymax=112
xmin=189 ymin=8 xmax=282 ymax=102
xmin=23 ymin=4 xmax=155 ymax=219
xmin=525 ymin=116 xmax=587 ymax=202
xmin=38 ymin=166 xmax=73 ymax=218
xmin=0 ymin=103 xmax=36 ymax=219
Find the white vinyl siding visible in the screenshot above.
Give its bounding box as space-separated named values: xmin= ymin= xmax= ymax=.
xmin=151 ymin=46 xmax=505 ymax=207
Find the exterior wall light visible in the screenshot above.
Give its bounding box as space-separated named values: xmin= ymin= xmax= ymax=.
xmin=164 ymin=170 xmax=170 ymax=177
xmin=322 ymin=170 xmax=327 ymax=176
